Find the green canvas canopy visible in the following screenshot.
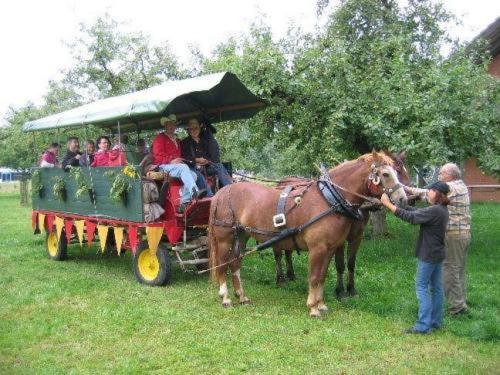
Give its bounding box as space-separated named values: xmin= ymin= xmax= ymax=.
xmin=23 ymin=72 xmax=266 ymax=133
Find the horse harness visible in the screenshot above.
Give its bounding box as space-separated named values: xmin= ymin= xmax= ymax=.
xmin=212 ymin=166 xmax=372 ymax=255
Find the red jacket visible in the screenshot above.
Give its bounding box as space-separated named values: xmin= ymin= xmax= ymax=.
xmin=91 ymin=150 xmax=111 ymax=167
xmin=91 ymin=149 xmax=127 ymax=167
xmin=152 ymin=133 xmax=181 ymax=165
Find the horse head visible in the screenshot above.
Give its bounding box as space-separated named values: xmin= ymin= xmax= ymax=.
xmin=365 ymin=150 xmax=408 ymax=207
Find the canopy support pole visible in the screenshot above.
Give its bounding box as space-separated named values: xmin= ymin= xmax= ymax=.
xmin=117 ymin=121 xmax=122 ymax=165
xmin=83 ymin=126 xmax=98 ymax=215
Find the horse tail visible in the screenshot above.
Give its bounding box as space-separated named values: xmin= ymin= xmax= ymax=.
xmin=208 ymin=194 xmax=219 ymax=283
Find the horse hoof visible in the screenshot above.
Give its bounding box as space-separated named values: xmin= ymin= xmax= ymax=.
xmin=347 ymin=288 xmax=359 ymax=297
xmin=318 ymin=303 xmax=329 ymax=312
xmin=309 ymin=309 xmax=321 ymax=318
xmin=240 ymin=298 xmax=251 ymax=305
xmin=335 ymin=290 xmax=347 ymax=301
xmin=276 ymin=275 xmax=286 ymax=286
xmin=287 ymin=273 xmax=296 ymax=281
xmin=222 ymin=301 xmax=232 ymax=308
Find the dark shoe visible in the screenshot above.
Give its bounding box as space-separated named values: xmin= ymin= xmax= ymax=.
xmin=431 ymin=324 xmax=442 ymax=331
xmin=403 ymin=327 xmax=431 ymax=335
xmin=449 ymin=307 xmax=468 ymax=316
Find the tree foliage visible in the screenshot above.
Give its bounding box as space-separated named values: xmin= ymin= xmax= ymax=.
xmin=1 ymin=2 xmax=498 ymax=177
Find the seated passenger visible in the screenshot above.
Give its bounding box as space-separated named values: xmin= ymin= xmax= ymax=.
xmin=40 ymin=143 xmax=60 ymax=168
xmin=109 ymin=135 xmax=127 ymax=166
xmin=118 ymin=135 xmax=147 ymax=165
xmin=152 ymin=115 xmax=204 ymax=212
xmin=61 ymin=137 xmax=81 ymax=169
xmin=181 ymin=118 xmax=232 ymax=188
xmin=91 ymin=136 xmax=112 ymax=167
xmin=79 ymin=140 xmax=95 ymax=167
xmin=133 ymin=138 xmax=149 ymax=165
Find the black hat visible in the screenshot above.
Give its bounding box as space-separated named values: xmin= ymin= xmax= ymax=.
xmin=426 ymin=181 xmax=450 ymax=195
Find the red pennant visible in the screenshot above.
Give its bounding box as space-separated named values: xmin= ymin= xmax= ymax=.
xmin=65 ymin=220 xmax=73 ymax=244
xmin=32 ymin=211 xmax=40 ymax=234
xmin=86 ymin=220 xmax=96 ymax=248
xmin=31 ymin=211 xmax=38 ymax=231
xmin=128 ymin=226 xmax=139 ymax=255
xmin=46 ymin=215 xmax=55 ymax=234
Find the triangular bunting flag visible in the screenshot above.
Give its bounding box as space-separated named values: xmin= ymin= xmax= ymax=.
xmin=114 ymin=227 xmax=124 ymax=256
xmin=128 ymin=226 xmax=139 ymax=256
xmin=46 ymin=215 xmax=55 ymax=234
xmin=86 ymin=220 xmax=96 ymax=249
xmin=54 ymin=217 xmax=64 ymax=241
xmin=74 ymin=220 xmax=85 ymax=247
xmin=32 ymin=211 xmax=40 ymax=234
xmin=65 ymin=220 xmax=73 ymax=244
xmin=38 ymin=213 xmax=46 ymax=233
xmin=97 ymin=224 xmax=109 ymax=253
xmin=146 ymin=226 xmax=164 ymax=254
xmin=31 ymin=211 xmax=38 ymax=231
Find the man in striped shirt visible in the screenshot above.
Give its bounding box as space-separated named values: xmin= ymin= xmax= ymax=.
xmin=405 ymin=163 xmax=471 ymax=316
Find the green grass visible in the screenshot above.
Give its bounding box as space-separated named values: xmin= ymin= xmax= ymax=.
xmin=0 ymin=192 xmax=498 ymax=373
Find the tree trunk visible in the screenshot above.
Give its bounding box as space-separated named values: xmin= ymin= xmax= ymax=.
xmin=19 ymin=172 xmax=29 ymax=206
xmin=371 ymin=209 xmax=388 ymax=237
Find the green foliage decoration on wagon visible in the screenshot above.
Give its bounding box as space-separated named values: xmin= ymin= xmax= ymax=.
xmin=31 ymin=169 xmax=43 ymax=198
xmin=69 ymin=167 xmax=92 ymax=199
xmin=51 ymin=176 xmax=66 ymax=201
xmin=105 ymin=165 xmax=139 ymax=205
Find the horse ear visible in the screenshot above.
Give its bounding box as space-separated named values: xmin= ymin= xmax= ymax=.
xmin=371 ymin=148 xmax=380 ymax=161
xmin=399 ymin=150 xmax=407 ymax=160
xmin=382 ymin=148 xmax=391 ymax=157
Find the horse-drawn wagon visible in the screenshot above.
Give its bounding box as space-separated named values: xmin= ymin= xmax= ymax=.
xmin=24 ymin=72 xmax=266 ymax=286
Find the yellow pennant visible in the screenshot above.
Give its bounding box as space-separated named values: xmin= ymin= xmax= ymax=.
xmin=97 ymin=224 xmax=109 ymax=253
xmin=114 ymin=227 xmax=124 ymax=256
xmin=54 ymin=217 xmax=64 ymax=241
xmin=38 ymin=213 xmax=46 ymax=233
xmin=146 ymin=226 xmax=164 ymax=254
xmin=74 ymin=220 xmax=85 ymax=247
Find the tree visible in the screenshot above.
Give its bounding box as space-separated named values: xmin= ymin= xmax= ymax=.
xmin=1 ymin=14 xmax=186 ymax=204
xmin=63 ymin=14 xmax=186 ymax=100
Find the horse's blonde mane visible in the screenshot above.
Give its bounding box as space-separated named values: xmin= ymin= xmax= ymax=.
xmin=330 ymin=152 xmax=393 ymax=173
xmin=357 ymin=152 xmax=394 ymax=165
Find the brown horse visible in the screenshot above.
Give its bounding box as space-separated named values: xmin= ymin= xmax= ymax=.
xmin=208 ymin=151 xmax=408 ymax=317
xmin=273 ymin=152 xmax=411 ymax=301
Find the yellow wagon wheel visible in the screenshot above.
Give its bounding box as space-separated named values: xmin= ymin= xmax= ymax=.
xmin=45 ymin=230 xmax=68 ymax=261
xmin=133 ymin=242 xmax=171 ymax=286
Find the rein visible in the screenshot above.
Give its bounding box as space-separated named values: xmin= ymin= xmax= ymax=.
xmin=198 ymin=205 xmax=339 ymax=275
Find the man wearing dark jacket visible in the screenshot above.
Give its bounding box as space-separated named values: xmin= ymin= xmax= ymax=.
xmin=61 ymin=137 xmax=81 ymax=169
xmin=181 ymin=118 xmax=232 ymax=188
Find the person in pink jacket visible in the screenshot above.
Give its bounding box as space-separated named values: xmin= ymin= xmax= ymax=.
xmin=91 ymin=136 xmax=112 ymax=167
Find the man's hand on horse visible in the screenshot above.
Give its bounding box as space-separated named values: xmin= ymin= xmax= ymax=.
xmin=380 ymin=193 xmax=391 ymax=206
xmin=380 ymin=193 xmax=397 ymax=213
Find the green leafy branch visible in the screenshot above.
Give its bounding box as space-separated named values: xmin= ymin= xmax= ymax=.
xmin=31 ymin=169 xmax=43 ymax=197
xmin=105 ymin=165 xmax=138 ymax=205
xmin=51 ymin=176 xmax=66 ymax=201
xmin=69 ymin=166 xmax=92 ymax=199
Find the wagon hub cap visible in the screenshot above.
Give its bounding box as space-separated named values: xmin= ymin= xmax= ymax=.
xmin=138 ymin=249 xmax=160 ymax=280
xmin=47 ymin=233 xmax=58 ymax=256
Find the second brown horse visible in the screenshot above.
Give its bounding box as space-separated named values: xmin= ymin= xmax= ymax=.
xmin=274 ymin=151 xmax=412 ymax=299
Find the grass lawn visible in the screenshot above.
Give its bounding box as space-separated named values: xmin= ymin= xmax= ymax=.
xmin=0 ymin=192 xmax=498 ymax=373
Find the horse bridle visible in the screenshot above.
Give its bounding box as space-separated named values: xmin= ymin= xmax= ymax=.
xmin=367 ymin=163 xmax=404 ymax=202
